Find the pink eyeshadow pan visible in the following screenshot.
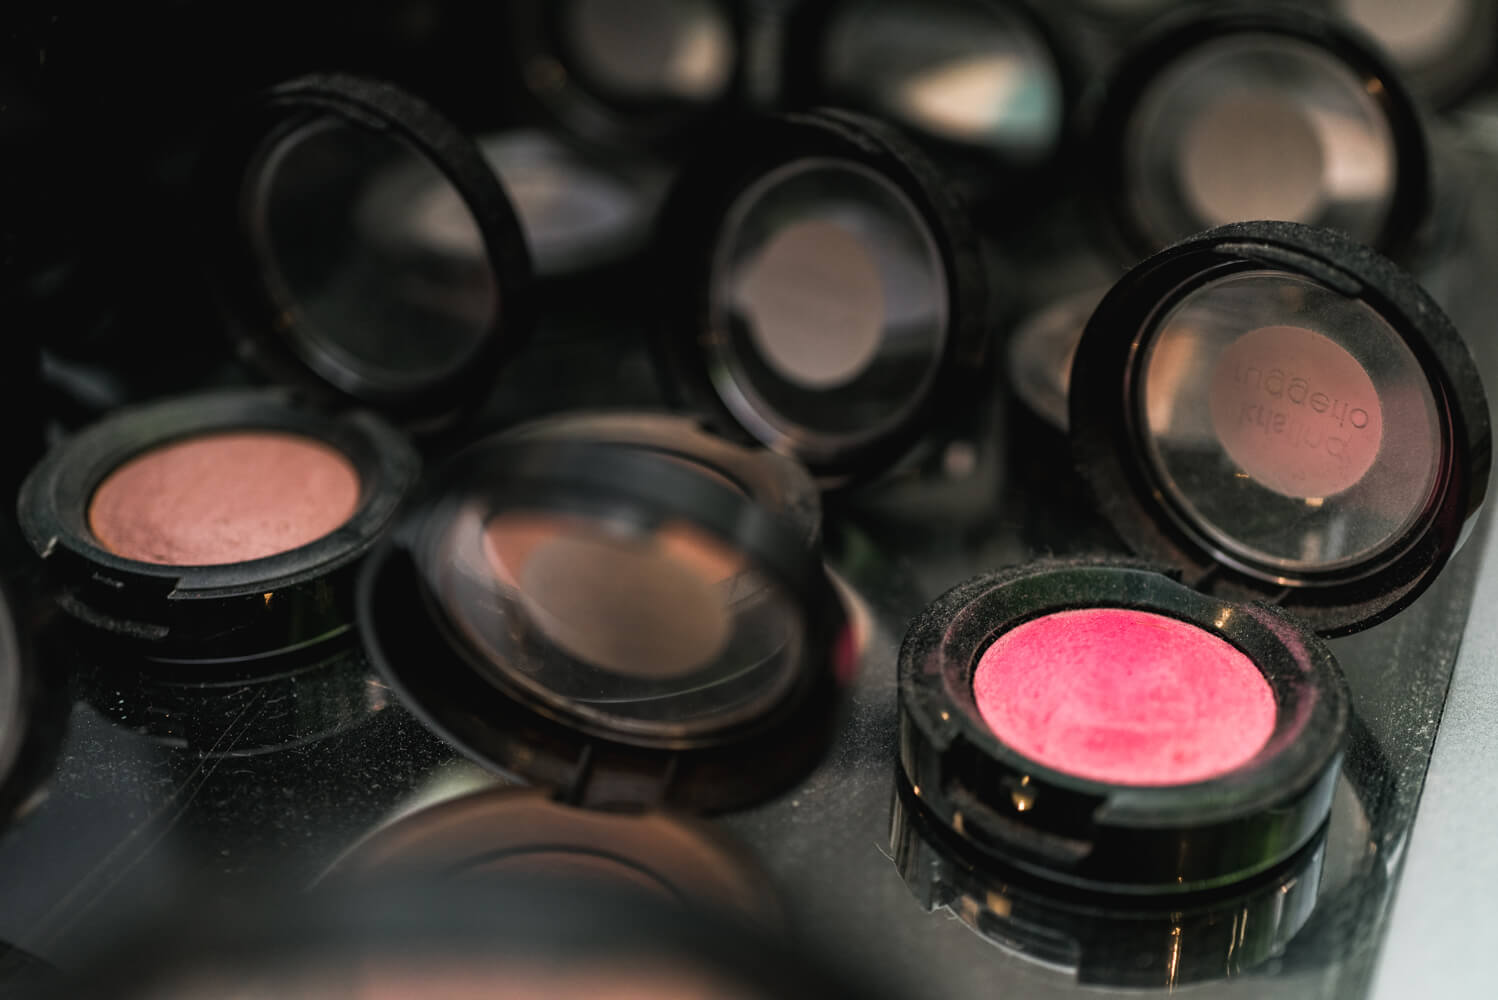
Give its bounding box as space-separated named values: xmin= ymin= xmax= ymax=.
xmin=972 ymin=608 xmax=1277 ymax=786
xmin=88 ymin=431 xmax=362 ymax=567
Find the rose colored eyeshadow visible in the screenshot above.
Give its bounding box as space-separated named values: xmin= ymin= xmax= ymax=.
xmin=972 ymin=608 xmax=1277 ymax=786
xmin=88 ymin=431 xmax=361 ymax=567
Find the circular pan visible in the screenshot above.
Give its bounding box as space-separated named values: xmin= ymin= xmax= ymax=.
xmin=653 ymin=110 xmax=989 ymax=488
xmin=898 ymin=561 xmax=1348 ymax=894
xmin=329 ymin=787 xmax=782 ymax=924
xmin=495 ymin=410 xmax=823 ymax=550
xmin=1086 ymin=3 xmax=1430 ymax=262
xmin=781 ymin=0 xmax=1080 ymax=178
xmin=1069 ymin=221 xmax=1490 ymax=636
xmin=358 ymin=436 xmax=850 ymax=813
xmin=16 ymin=389 xmax=420 ymax=657
xmin=50 ymin=878 xmax=884 ymax=1000
xmin=194 ymin=73 xmax=534 ymax=432
xmin=889 ymin=774 xmax=1327 ymax=988
xmin=498 ymin=0 xmax=749 ymax=155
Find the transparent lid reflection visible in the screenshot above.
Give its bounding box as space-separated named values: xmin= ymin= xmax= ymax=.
xmin=1138 ymin=270 xmax=1441 ymax=576
xmin=246 ymin=115 xmax=498 ymax=395
xmin=424 ymin=502 xmax=806 ymax=739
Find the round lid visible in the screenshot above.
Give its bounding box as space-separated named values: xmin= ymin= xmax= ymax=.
xmin=358 ymin=435 xmax=851 ymax=812
xmin=502 ymin=0 xmax=746 ymax=153
xmin=329 ymin=788 xmax=781 ymax=923
xmin=1089 ymin=4 xmax=1429 ymax=260
xmin=1070 ymin=222 xmax=1490 ymax=635
xmin=196 ymin=74 xmax=534 ymax=431
xmin=784 ymin=0 xmax=1072 ymax=170
xmin=655 ymin=110 xmax=989 ymax=487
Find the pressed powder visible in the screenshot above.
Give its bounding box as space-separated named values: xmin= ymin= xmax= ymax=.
xmin=972 ymin=608 xmax=1277 ymax=786
xmin=88 ymin=431 xmax=361 ymax=566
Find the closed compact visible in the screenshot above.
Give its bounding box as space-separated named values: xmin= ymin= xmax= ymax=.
xmin=898 ymin=221 xmax=1489 ymax=894
xmin=16 ymin=74 xmax=533 ymax=670
xmin=1089 ymin=4 xmax=1429 ymax=260
xmin=654 ymin=110 xmax=989 ymax=488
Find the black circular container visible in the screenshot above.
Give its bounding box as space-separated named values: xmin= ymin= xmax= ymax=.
xmin=1088 ymin=4 xmax=1430 ymax=261
xmin=654 ymin=110 xmax=990 ymax=488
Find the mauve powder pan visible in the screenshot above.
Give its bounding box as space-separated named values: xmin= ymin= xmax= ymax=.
xmin=87 ymin=431 xmax=362 ymax=567
xmin=971 ymin=608 xmax=1277 ymax=786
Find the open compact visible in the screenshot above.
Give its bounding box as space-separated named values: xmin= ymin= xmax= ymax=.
xmin=781 ymin=0 xmax=1075 ymax=204
xmin=1088 ymin=5 xmax=1429 ymax=260
xmin=359 ymin=432 xmax=848 ymax=809
xmin=497 ymin=0 xmax=747 ymax=155
xmin=1332 ymin=0 xmax=1497 ymax=108
xmin=654 ymin=110 xmax=990 ymax=488
xmin=15 ymin=74 xmax=532 ymax=670
xmin=898 ymin=221 xmax=1489 ymax=895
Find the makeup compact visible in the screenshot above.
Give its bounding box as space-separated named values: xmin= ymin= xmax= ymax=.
xmin=497 ymin=0 xmax=747 ymax=155
xmin=15 ymin=73 xmax=533 ymax=670
xmin=654 ymin=110 xmax=990 ymax=488
xmin=898 ymin=221 xmax=1489 ymax=895
xmin=1089 ymin=5 xmax=1429 ymax=260
xmin=1332 ymin=0 xmax=1497 ymax=108
xmin=782 ymin=0 xmax=1075 ymax=216
xmin=358 ymin=433 xmax=850 ymax=812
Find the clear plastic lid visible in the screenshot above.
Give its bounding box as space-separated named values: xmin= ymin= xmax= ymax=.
xmin=1095 ymin=11 xmax=1428 ymax=259
xmin=1127 ymin=34 xmax=1395 ymax=246
xmin=1138 ymin=269 xmax=1441 ymax=575
xmin=817 ymin=0 xmax=1065 ymax=164
xmin=706 ymin=157 xmax=949 ymax=463
xmin=201 ymin=75 xmax=532 ymax=425
xmin=1069 ymin=223 xmax=1488 ymax=633
xmin=422 ymin=501 xmax=807 ymax=740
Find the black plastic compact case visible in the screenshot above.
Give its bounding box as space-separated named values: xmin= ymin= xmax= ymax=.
xmin=1088 ymin=4 xmax=1430 ymax=261
xmin=15 ymin=74 xmax=534 ymax=672
xmin=346 ymin=422 xmax=849 ymax=905
xmin=780 ymin=0 xmax=1079 ymax=217
xmin=897 ymin=221 xmax=1489 ymax=896
xmin=654 ymin=109 xmax=990 ymax=488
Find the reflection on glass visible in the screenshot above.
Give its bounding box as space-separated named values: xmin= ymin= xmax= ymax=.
xmin=426 ymin=503 xmax=804 ymax=738
xmin=1126 ymin=35 xmax=1397 ymax=249
xmin=821 ymin=0 xmax=1063 ymax=161
xmin=709 ymin=158 xmax=948 ymax=461
xmin=562 ymin=0 xmax=734 ymax=104
xmin=1139 ymin=270 xmax=1441 ymax=575
xmin=246 ymin=116 xmax=498 ymax=394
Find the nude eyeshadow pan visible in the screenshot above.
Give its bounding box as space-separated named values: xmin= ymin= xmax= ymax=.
xmin=88 ymin=431 xmax=361 ymax=567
